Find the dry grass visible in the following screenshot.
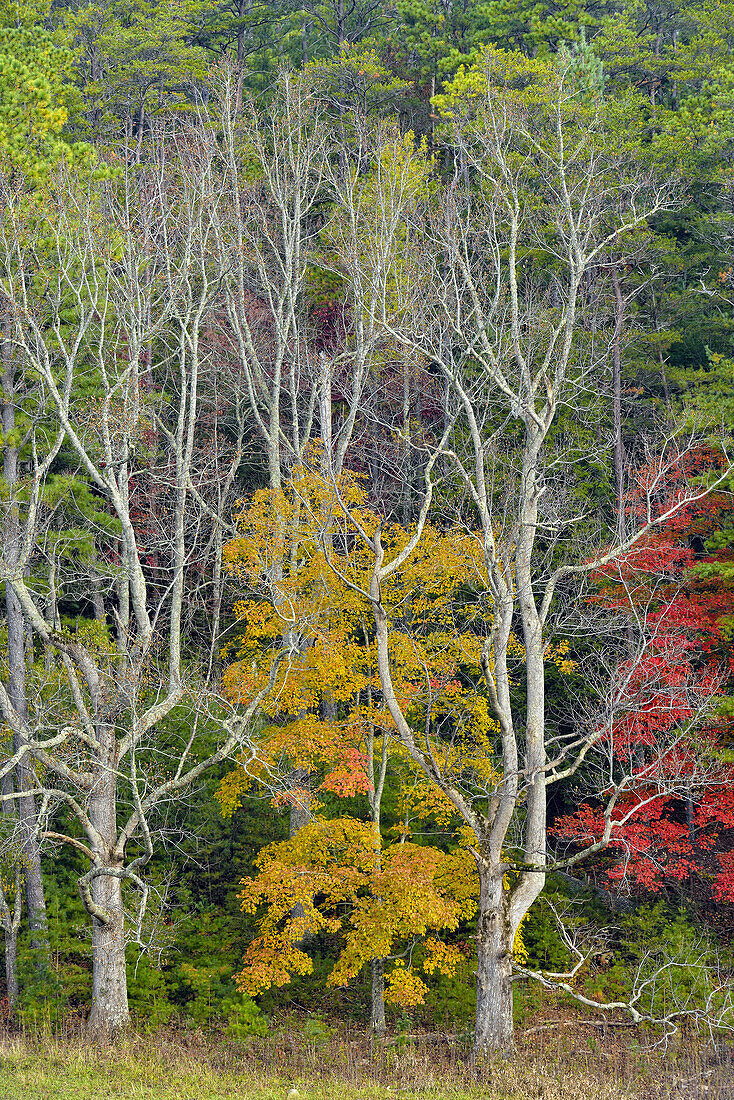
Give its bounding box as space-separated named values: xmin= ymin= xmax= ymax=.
xmin=0 ymin=1022 xmax=730 ymax=1100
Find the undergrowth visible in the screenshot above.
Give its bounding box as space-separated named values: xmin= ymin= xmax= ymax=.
xmin=0 ymin=1021 xmax=731 ymax=1100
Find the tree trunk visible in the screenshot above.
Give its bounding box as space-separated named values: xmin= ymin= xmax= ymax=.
xmin=288 ymin=767 xmax=311 ymax=838
xmin=90 ymin=567 xmax=106 ymax=624
xmin=370 ymin=956 xmax=386 ymax=1038
xmin=86 ymin=751 xmax=129 ymax=1037
xmin=2 ymin=357 xmax=50 ymax=977
xmin=474 ymin=863 xmax=514 ymax=1057
xmin=0 ymin=777 xmax=18 ymax=1008
xmin=401 ymin=359 xmax=412 ymax=525
xmin=288 ymin=767 xmax=313 ymax=945
xmin=18 ymin=793 xmax=49 ymax=974
xmin=366 ymin=713 xmax=388 ymax=1039
xmin=0 ymin=867 xmax=21 ymax=1009
xmin=87 ymin=872 xmax=129 ymax=1037
xmin=4 ymin=926 xmax=18 ymax=1008
xmin=611 ymin=267 xmax=626 ymax=539
xmin=6 ymin=579 xmax=50 ymax=973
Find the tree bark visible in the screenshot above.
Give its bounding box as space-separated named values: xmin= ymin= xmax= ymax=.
xmin=0 ymin=868 xmax=21 ymax=1009
xmin=611 ymin=267 xmax=626 ymax=538
xmin=474 ymin=862 xmax=514 ymax=1057
xmin=7 ymin=575 xmax=49 ymax=966
xmin=90 ymin=567 xmax=106 ymax=624
xmin=2 ymin=353 xmax=50 ymax=977
xmin=288 ymin=767 xmax=311 ymax=838
xmin=86 ymin=743 xmax=130 ymax=1037
xmin=288 ymin=767 xmax=313 ymax=944
xmin=367 ymin=716 xmax=388 ymax=1039
xmin=87 ymin=872 xmax=129 ymax=1037
xmin=4 ymin=925 xmax=18 ymax=1007
xmin=370 ymin=956 xmax=386 ymax=1038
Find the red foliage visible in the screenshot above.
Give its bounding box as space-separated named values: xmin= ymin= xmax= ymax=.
xmin=554 ymin=456 xmax=734 ymax=910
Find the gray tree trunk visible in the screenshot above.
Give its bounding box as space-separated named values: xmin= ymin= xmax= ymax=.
xmin=86 ymin=749 xmax=129 ymax=1037
xmin=288 ymin=767 xmax=314 ymax=945
xmin=2 ymin=357 xmax=49 ymax=976
xmin=474 ymin=864 xmax=514 ymax=1057
xmin=367 ymin=718 xmax=388 ymax=1040
xmin=4 ymin=926 xmax=18 ymax=1007
xmin=87 ymin=872 xmax=129 ymax=1037
xmin=611 ymin=267 xmax=626 ymax=538
xmin=288 ymin=767 xmax=311 ymax=838
xmin=370 ymin=957 xmax=386 ymax=1038
xmin=0 ymin=868 xmax=21 ymax=1009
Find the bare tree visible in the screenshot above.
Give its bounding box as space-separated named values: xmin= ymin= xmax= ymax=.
xmin=517 ymin=896 xmax=733 ymax=1045
xmin=316 ymin=53 xmax=733 ymax=1055
xmin=215 ymin=68 xmax=329 ymax=494
xmin=0 ymin=855 xmax=21 ymax=1009
xmin=1 ymin=335 xmax=52 ymax=984
xmin=214 ymin=72 xmax=423 ymax=850
xmin=0 ymin=137 xmax=279 ymax=1035
xmin=214 ymin=70 xmax=419 ymax=490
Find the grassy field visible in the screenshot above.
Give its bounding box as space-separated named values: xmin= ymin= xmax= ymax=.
xmin=0 ymin=1029 xmax=729 ymax=1100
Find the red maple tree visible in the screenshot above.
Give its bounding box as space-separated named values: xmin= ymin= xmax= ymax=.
xmin=554 ymin=455 xmax=734 ymax=911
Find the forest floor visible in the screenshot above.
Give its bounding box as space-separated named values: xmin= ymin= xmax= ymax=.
xmin=0 ymin=1026 xmax=731 ymax=1100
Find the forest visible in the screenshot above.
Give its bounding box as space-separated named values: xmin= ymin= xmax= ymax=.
xmin=0 ymin=0 xmax=734 ymax=1096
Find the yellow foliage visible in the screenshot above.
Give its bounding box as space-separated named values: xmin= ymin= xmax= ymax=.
xmin=221 ymin=459 xmax=577 ymax=1003
xmin=422 ymin=938 xmax=466 ymax=977
xmin=544 ymin=639 xmax=577 ymax=676
xmin=234 ymin=817 xmax=478 ymax=999
xmin=216 ymin=765 xmax=253 ymax=819
xmin=432 ymin=45 xmax=554 ymax=120
xmin=513 ymin=911 xmax=530 ymax=966
xmin=384 ymin=960 xmax=429 ymax=1007
xmin=219 ymin=459 xmax=510 ymax=821
xmin=397 ymin=776 xmax=459 ymax=830
xmin=220 ymin=454 xmax=578 ymax=788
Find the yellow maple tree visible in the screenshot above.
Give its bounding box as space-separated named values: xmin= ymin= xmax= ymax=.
xmin=219 ymin=458 xmax=567 ymax=1009
xmin=218 ymin=457 xmax=498 ymax=817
